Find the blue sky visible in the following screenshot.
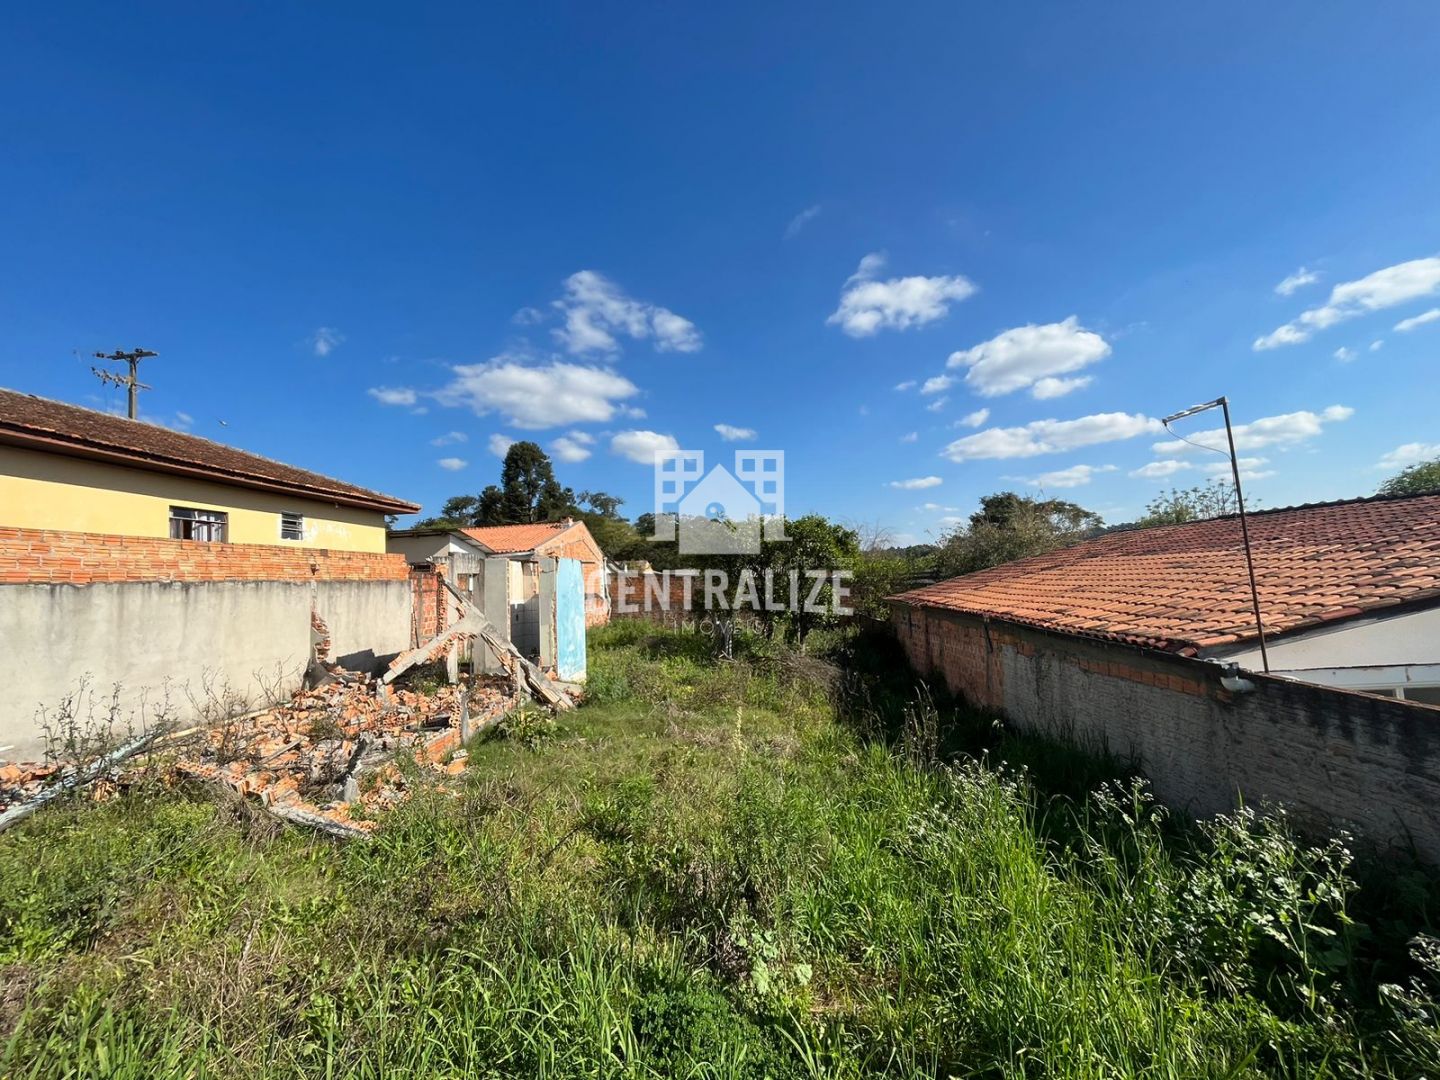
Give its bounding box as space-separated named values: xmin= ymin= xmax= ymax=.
xmin=2 ymin=3 xmax=1439 ymax=543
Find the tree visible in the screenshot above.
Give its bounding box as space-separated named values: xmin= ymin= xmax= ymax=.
xmin=577 ymin=490 xmax=625 ymax=519
xmin=417 ymin=442 xmax=574 ymax=529
xmin=1133 ymin=479 xmax=1238 ymax=528
xmin=498 ymin=442 xmax=574 ymax=523
xmin=1379 ymin=458 xmax=1440 ymax=497
xmin=935 ymin=492 xmax=1102 ymax=577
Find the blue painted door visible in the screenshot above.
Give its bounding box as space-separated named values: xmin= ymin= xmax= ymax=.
xmin=555 ymin=557 xmax=587 ymax=682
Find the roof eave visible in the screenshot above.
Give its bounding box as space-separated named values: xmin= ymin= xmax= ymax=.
xmin=0 ymin=428 xmax=420 ymax=516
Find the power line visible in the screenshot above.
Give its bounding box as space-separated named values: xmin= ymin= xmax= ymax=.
xmin=91 ymin=348 xmax=157 ymax=419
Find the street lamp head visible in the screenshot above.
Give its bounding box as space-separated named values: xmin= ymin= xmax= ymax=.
xmin=1161 ymin=397 xmax=1226 ymax=426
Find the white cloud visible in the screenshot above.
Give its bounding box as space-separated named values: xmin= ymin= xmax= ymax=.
xmin=550 ymin=436 xmax=592 ymax=463
xmin=552 ymin=270 xmax=701 ymax=355
xmin=1023 ymin=464 xmax=1117 ymax=489
xmin=431 ymin=430 xmax=468 ymax=447
xmin=1395 ymin=307 xmax=1440 ymax=332
xmin=436 ymin=457 xmax=468 ymax=472
xmin=1370 ymin=339 xmax=1384 ymax=352
xmin=488 ymin=434 xmax=515 ymax=458
xmin=941 ymin=412 xmax=1161 ymax=462
xmin=889 ymin=476 xmax=943 ymax=490
xmin=920 ymin=502 xmax=959 ymax=512
xmin=713 ymin=423 xmax=757 ymax=442
xmin=1129 ymin=460 xmax=1193 ymax=479
xmin=1200 ymin=456 xmax=1274 ymax=481
xmin=1334 ymin=346 xmax=1356 ymax=363
xmin=512 ymin=306 xmax=545 ymax=326
xmin=893 ymin=380 xmax=917 ymax=391
xmin=368 ymin=386 xmax=418 ymax=407
xmin=1152 ymin=405 xmax=1353 ymax=456
xmin=611 ymin=429 xmax=680 ymax=465
xmin=1376 ymin=442 xmax=1440 ymax=470
xmin=920 ymin=374 xmax=955 ymax=395
xmin=900 ymin=431 xmax=919 ymax=443
xmin=946 ymin=317 xmax=1110 ymax=398
xmin=433 ymin=358 xmax=639 ymax=429
xmin=1275 ymin=267 xmax=1320 ymax=296
xmin=827 ymin=252 xmax=976 ymax=337
xmin=1254 ymin=256 xmax=1440 ymax=349
xmin=784 ymin=204 xmax=822 ymax=240
xmin=565 ymin=429 xmax=595 ymax=445
xmin=957 ymin=408 xmax=990 ymax=429
xmin=1031 ymin=375 xmax=1094 ymax=399
xmin=309 ymin=327 xmax=344 ymax=357
xmin=925 ymin=396 xmax=949 ymax=412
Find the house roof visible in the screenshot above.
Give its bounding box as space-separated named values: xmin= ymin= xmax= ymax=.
xmin=0 ymin=388 xmax=419 ymax=515
xmin=462 ymin=521 xmax=576 ymax=554
xmin=892 ymin=492 xmax=1440 ymax=653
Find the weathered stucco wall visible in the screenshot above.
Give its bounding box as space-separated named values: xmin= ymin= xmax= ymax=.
xmin=0 ymin=579 xmax=410 ymax=758
xmin=892 ymin=602 xmax=1440 ymax=860
xmin=0 ymin=445 xmax=391 ymax=552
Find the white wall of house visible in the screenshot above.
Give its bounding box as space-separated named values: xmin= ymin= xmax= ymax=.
xmin=386 ymin=532 xmax=487 ymax=565
xmin=1213 ymin=604 xmax=1440 ymax=704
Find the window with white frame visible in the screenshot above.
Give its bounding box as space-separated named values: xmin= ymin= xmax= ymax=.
xmin=280 ymin=512 xmax=304 ymax=541
xmin=169 ymin=506 xmax=228 ymax=542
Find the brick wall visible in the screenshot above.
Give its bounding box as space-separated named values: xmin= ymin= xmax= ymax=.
xmin=892 ymin=602 xmax=1440 ymax=861
xmin=408 ymin=564 xmax=449 ymax=648
xmin=0 ymin=526 xmax=409 ymax=585
xmin=608 ymin=570 xmax=701 ymax=621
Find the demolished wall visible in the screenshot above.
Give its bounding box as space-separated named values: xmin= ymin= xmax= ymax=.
xmin=0 ymin=527 xmax=411 ymax=759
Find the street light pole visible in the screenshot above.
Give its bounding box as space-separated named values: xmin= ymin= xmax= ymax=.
xmin=1161 ymin=395 xmax=1270 ymax=673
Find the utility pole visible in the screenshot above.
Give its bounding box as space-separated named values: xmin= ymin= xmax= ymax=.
xmin=1161 ymin=395 xmax=1270 ymax=673
xmin=91 ymin=348 xmax=157 ymax=419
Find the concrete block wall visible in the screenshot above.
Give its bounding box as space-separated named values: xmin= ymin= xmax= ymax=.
xmin=892 ymin=602 xmax=1440 ymax=861
xmin=0 ymin=527 xmax=412 ymax=759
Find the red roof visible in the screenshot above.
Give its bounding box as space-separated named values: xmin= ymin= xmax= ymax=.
xmin=0 ymin=388 xmax=418 ymax=514
xmin=462 ymin=522 xmax=573 ymax=554
xmin=893 ymin=493 xmax=1440 ymax=653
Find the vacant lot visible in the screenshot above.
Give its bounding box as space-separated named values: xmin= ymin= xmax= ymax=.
xmin=2 ymin=623 xmax=1438 ymax=1077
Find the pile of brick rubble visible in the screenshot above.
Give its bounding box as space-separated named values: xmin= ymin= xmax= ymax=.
xmin=0 ymin=669 xmax=522 ymax=837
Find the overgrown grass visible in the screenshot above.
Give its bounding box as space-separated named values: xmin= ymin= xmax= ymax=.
xmin=1 ymin=622 xmax=1437 ymax=1077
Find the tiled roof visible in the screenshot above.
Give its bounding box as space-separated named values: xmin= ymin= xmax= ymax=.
xmin=462 ymin=522 xmax=573 ymax=554
xmin=892 ymin=493 xmax=1440 ymax=653
xmin=0 ymin=388 xmax=419 ymax=514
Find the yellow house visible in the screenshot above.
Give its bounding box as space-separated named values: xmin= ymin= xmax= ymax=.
xmin=0 ymin=388 xmax=418 ymax=550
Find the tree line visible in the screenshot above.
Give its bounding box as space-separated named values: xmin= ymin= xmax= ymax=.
xmin=409 ymin=441 xmax=1440 ymax=621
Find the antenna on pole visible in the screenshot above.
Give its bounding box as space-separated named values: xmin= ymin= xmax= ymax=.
xmin=91 ymin=348 xmax=157 ymax=419
xmin=1160 ymin=395 xmax=1270 ymax=673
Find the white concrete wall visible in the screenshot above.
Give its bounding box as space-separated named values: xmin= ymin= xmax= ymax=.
xmin=0 ymin=580 xmax=410 ymax=759
xmin=1215 ymin=605 xmax=1440 ymax=692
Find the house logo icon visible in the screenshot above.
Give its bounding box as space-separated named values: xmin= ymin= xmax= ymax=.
xmin=648 ymin=450 xmax=789 ymax=555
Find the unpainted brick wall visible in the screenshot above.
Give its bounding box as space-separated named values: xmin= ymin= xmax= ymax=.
xmin=892 ymin=602 xmax=1440 ymax=861
xmin=0 ymin=526 xmax=410 ymax=584
xmin=608 ymin=571 xmax=698 ymax=621
xmin=408 ymin=564 xmax=448 ymax=647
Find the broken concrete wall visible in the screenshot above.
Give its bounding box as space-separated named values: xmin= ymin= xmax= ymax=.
xmin=0 ymin=579 xmax=410 ymax=760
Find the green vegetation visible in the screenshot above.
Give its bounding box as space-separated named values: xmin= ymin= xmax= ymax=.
xmin=934 ymin=492 xmax=1103 ymax=577
xmin=1379 ymin=457 xmax=1440 ymax=498
xmin=3 ymin=624 xmax=1438 ymax=1077
xmin=1133 ymin=479 xmax=1240 ymax=528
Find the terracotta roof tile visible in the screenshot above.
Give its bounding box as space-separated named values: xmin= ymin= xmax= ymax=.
xmin=893 ymin=493 xmax=1440 ymax=651
xmin=0 ymin=388 xmax=418 ymax=514
xmin=461 ymin=522 xmax=572 ymax=554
